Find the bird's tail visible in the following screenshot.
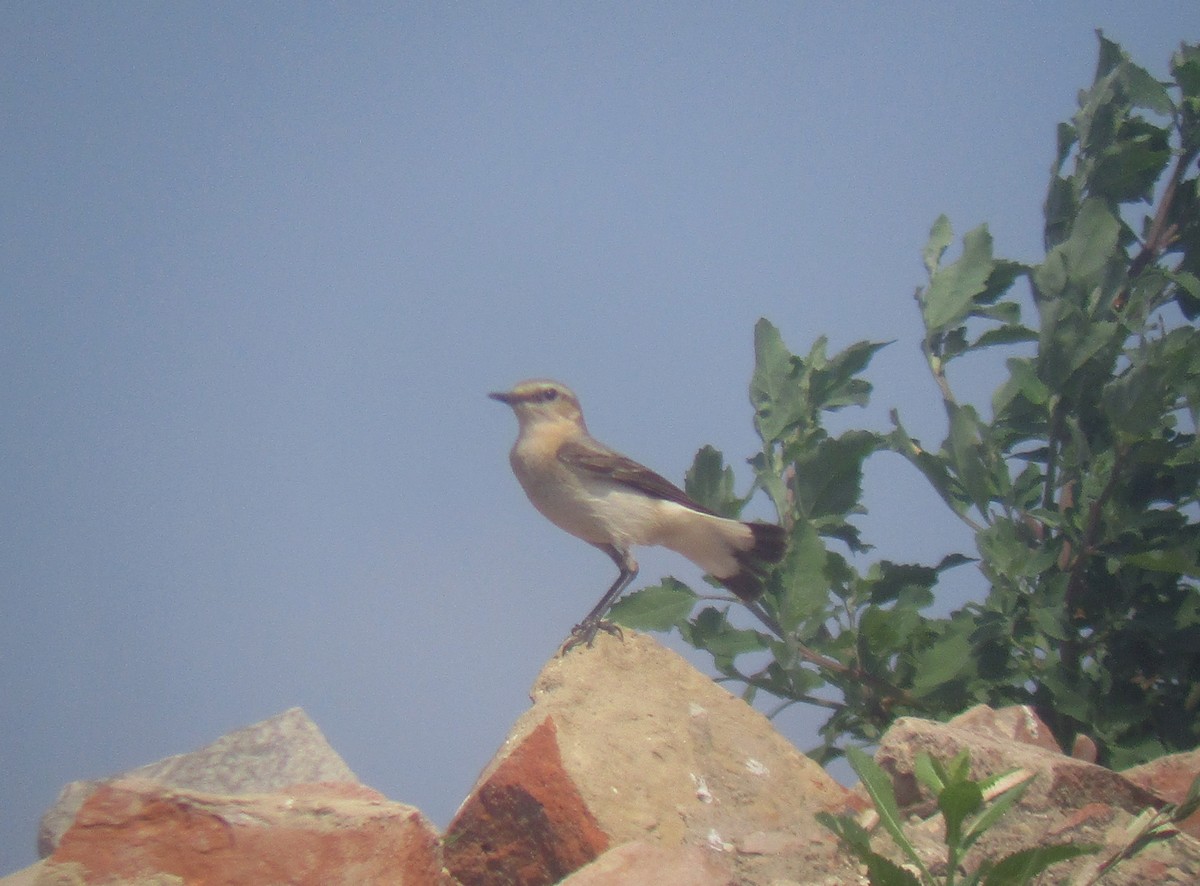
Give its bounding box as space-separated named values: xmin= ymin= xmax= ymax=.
xmin=720 ymin=521 xmax=787 ymax=602
xmin=658 ymin=510 xmax=787 ymax=602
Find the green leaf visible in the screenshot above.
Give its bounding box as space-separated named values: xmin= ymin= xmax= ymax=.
xmin=814 ymin=811 xmax=873 ymax=855
xmin=1119 ymin=53 xmax=1174 ymax=115
xmin=1054 ymin=121 xmax=1078 ymax=172
xmin=946 ymin=749 xmax=973 ymax=783
xmin=971 ymin=325 xmax=1039 ymax=352
xmin=889 ymin=412 xmax=972 ymax=517
xmin=946 ymin=403 xmax=998 ymax=516
xmin=924 ymin=214 xmax=954 ymax=275
xmin=937 ymin=553 xmax=975 ymax=572
xmin=688 ymin=606 xmax=766 ymax=664
xmin=1044 ymin=172 xmax=1076 ymax=248
xmin=791 ymin=430 xmax=881 ymax=521
xmin=1173 ymin=44 xmax=1200 ymax=152
xmin=864 ymin=855 xmax=923 ymax=886
xmin=750 ymin=319 xmax=808 ymax=441
xmin=773 ymin=520 xmax=833 ymax=633
xmin=685 ymin=445 xmax=743 ymax=518
xmin=859 ymin=604 xmax=923 ymax=669
xmin=1038 ymin=669 xmax=1092 ymax=723
xmin=1062 ymin=198 xmax=1121 ymax=288
xmin=962 ymin=772 xmax=1035 ymax=852
xmin=911 ymin=620 xmax=974 ymax=696
xmin=1174 ymin=43 xmax=1200 ymax=101
xmin=1126 ymin=547 xmax=1200 ymax=578
xmin=608 ymin=578 xmax=697 ymax=631
xmin=976 ymin=520 xmax=1053 ymax=580
xmin=914 ymin=753 xmax=945 ymax=795
xmin=921 ymin=224 xmax=997 ymax=330
xmin=1172 ymin=269 xmax=1200 ymax=320
xmin=939 ymin=779 xmax=984 ymax=851
xmin=1176 ymin=773 xmax=1200 ymax=821
xmin=865 ymin=561 xmax=939 ymax=608
xmin=981 ymin=843 xmax=1099 ymax=885
xmin=1090 ymin=118 xmax=1172 ymax=203
xmin=845 ymin=746 xmax=931 ymax=879
xmin=994 ymin=358 xmax=1051 ymax=417
xmin=974 ymin=261 xmax=1028 ymax=309
xmin=817 ymin=340 xmax=891 ymax=411
xmin=817 ymin=814 xmax=924 ymax=886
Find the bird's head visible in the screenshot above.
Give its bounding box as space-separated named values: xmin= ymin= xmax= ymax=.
xmin=489 ymin=379 xmax=586 ymax=431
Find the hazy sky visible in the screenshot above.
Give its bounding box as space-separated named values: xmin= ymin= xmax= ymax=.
xmin=2 ymin=3 xmax=1195 ymax=873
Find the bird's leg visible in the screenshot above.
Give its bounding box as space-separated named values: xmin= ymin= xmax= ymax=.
xmin=561 ymin=546 xmax=637 ymax=654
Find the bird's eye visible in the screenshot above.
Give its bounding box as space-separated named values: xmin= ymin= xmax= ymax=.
xmin=541 ymin=388 xmax=559 ymax=402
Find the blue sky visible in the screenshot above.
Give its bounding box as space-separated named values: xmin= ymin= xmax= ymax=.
xmin=2 ymin=4 xmax=1195 ymax=872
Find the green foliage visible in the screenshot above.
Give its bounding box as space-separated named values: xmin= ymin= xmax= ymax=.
xmin=817 ymin=749 xmax=1097 ymax=886
xmin=612 ymin=33 xmax=1200 ymax=768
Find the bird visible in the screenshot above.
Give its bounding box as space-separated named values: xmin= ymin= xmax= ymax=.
xmin=489 ymin=378 xmax=787 ymax=652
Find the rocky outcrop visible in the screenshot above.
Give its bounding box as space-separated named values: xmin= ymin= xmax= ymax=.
xmin=37 ymin=707 xmax=357 ymax=858
xmin=557 ymin=841 xmax=735 ymax=885
xmin=442 ymin=631 xmax=864 ymax=885
xmin=1122 ymin=748 xmax=1200 ymax=841
xmin=7 ymin=631 xmax=1200 ymax=885
xmin=39 ymin=779 xmax=445 ymax=885
xmin=876 ymin=711 xmax=1162 ymax=815
xmin=872 ymin=707 xmax=1200 ymax=885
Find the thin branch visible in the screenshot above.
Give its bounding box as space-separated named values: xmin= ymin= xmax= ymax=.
xmin=743 ymin=600 xmax=929 ymax=713
xmin=1061 ymin=445 xmax=1128 ymax=679
xmin=1042 ymin=401 xmax=1064 ymax=513
xmin=1114 ymin=144 xmax=1199 ymax=310
xmin=920 ymin=332 xmax=959 ymax=408
xmin=714 ymin=669 xmax=844 ymax=713
xmin=1065 ymin=445 xmax=1128 ymax=610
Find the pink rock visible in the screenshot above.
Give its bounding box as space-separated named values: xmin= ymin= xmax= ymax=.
xmin=39 ymin=706 xmax=359 ymax=857
xmin=44 ymin=778 xmax=448 ymax=885
xmin=1071 ymin=733 xmax=1099 ymax=763
xmin=872 ymin=716 xmax=1200 ymax=885
xmin=950 ymin=704 xmax=1063 ymax=754
xmin=558 ymin=841 xmax=735 ymax=885
xmin=1122 ymin=748 xmax=1200 ymax=839
xmin=443 ymin=717 xmax=610 ymax=886
xmin=876 ymin=715 xmax=1160 ymax=813
xmin=444 ymin=631 xmax=864 ymax=886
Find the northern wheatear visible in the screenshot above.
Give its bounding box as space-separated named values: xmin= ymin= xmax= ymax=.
xmin=490 ymin=379 xmax=787 ymax=652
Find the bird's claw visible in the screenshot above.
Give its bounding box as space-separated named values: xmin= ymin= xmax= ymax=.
xmin=559 ymin=619 xmax=623 ymax=655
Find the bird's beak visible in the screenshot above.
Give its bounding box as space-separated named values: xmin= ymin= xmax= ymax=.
xmin=488 ymin=390 xmax=517 ymax=405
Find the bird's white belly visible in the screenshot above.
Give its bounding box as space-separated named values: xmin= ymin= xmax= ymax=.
xmin=519 ymin=467 xmax=667 ymax=550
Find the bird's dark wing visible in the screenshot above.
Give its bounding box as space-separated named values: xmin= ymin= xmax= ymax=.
xmin=557 ymin=438 xmax=718 ymax=516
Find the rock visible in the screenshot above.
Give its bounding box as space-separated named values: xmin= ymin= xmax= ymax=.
xmin=1072 ymin=733 xmax=1100 ymax=763
xmin=41 ymin=778 xmax=447 ymax=885
xmin=443 ymin=631 xmax=865 ymax=886
xmin=21 ymin=646 xmax=1197 ymax=885
xmin=38 ymin=707 xmax=357 ymax=857
xmin=1122 ymin=748 xmax=1200 ymax=840
xmin=872 ymin=712 xmax=1200 ymax=884
xmin=949 ymin=704 xmax=1062 ymax=754
xmin=876 ymin=713 xmax=1161 ymax=814
xmin=557 ymin=841 xmax=735 ymax=885
xmin=440 ymin=716 xmax=610 ymax=885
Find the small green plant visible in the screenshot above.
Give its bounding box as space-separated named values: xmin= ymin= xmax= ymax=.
xmin=611 ymin=32 xmax=1199 ymax=767
xmin=816 ymin=748 xmax=1097 ymax=886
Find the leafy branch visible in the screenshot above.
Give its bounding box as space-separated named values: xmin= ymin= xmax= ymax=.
xmin=612 ymin=33 xmax=1200 ymax=768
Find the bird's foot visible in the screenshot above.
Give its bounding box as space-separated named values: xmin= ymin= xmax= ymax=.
xmin=559 ymin=618 xmax=623 ymax=655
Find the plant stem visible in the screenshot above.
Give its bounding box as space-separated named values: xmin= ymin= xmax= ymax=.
xmin=743 ymin=600 xmax=928 ymax=714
